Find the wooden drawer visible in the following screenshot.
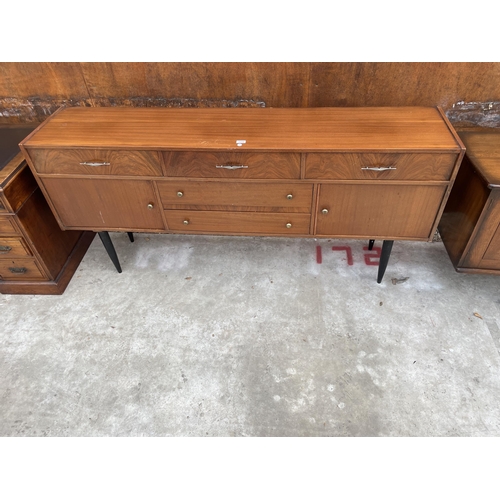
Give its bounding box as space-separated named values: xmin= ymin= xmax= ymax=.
xmin=0 ymin=258 xmax=46 ymax=281
xmin=0 ymin=216 xmax=18 ymax=234
xmin=28 ymin=149 xmax=162 ymax=176
xmin=316 ymin=184 xmax=447 ymax=239
xmin=157 ymin=181 xmax=313 ymax=212
xmin=305 ymin=153 xmax=457 ymax=181
xmin=165 ymin=210 xmax=311 ymax=234
xmin=163 ymin=152 xmax=301 ymax=179
xmin=0 ymin=237 xmax=32 ymax=258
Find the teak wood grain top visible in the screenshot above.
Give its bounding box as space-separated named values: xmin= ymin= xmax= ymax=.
xmin=459 ymin=131 xmax=500 ymax=187
xmin=21 ymin=107 xmax=462 ymax=152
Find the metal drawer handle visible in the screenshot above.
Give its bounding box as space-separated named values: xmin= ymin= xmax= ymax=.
xmin=0 ymin=245 xmax=12 ymax=253
xmin=9 ymin=267 xmax=27 ymax=274
xmin=215 ymin=165 xmax=248 ymax=170
xmin=361 ymin=166 xmax=397 ymax=171
xmin=79 ymin=162 xmax=110 ymax=166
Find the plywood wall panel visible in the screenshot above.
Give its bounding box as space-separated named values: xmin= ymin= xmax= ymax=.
xmin=80 ymin=62 xmax=310 ymax=107
xmin=0 ymin=62 xmax=499 ymax=127
xmin=308 ymin=62 xmax=500 ymax=108
xmin=0 ymin=63 xmax=88 ymax=98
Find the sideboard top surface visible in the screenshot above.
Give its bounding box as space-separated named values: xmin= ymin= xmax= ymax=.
xmin=21 ymin=107 xmax=462 ymax=152
xmin=459 ymin=130 xmax=500 ymax=187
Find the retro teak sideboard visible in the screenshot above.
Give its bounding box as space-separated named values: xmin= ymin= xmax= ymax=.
xmin=19 ymin=106 xmax=465 ymax=283
xmin=439 ymin=129 xmax=500 ymax=274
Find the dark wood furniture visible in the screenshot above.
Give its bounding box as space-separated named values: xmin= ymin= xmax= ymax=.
xmin=19 ymin=107 xmax=464 ymax=283
xmin=439 ymin=130 xmax=500 ymax=274
xmin=0 ymin=125 xmax=94 ymax=294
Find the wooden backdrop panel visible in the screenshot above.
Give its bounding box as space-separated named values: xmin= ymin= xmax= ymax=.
xmin=1 ymin=62 xmax=499 ymax=127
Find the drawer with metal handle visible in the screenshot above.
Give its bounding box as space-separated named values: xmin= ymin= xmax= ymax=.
xmin=28 ymin=149 xmax=163 ymax=176
xmin=157 ymin=181 xmax=313 ymax=212
xmin=305 ymin=153 xmax=458 ymax=181
xmin=164 ymin=210 xmax=311 ymax=234
xmin=162 ymin=151 xmax=301 ymax=179
xmin=0 ymin=237 xmax=32 ymax=258
xmin=0 ymin=259 xmax=46 ymax=281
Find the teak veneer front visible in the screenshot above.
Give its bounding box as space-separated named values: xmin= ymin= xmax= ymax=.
xmin=20 ymin=106 xmax=465 ymax=283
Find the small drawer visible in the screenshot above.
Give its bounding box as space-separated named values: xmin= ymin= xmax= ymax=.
xmin=305 ymin=153 xmax=458 ymax=181
xmin=157 ymin=181 xmax=313 ymax=212
xmin=0 ymin=217 xmax=18 ymax=235
xmin=0 ymin=259 xmax=46 ymax=281
xmin=163 ymin=152 xmax=301 ymax=179
xmin=165 ymin=210 xmax=311 ymax=234
xmin=28 ymin=149 xmax=163 ymax=177
xmin=0 ymin=237 xmax=32 ymax=258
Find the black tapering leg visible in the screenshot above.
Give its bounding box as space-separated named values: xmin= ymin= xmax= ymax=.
xmin=127 ymin=232 xmax=134 ymax=243
xmin=98 ymin=231 xmax=122 ymax=273
xmin=368 ymin=239 xmax=375 ymax=250
xmin=377 ymin=240 xmax=394 ymax=284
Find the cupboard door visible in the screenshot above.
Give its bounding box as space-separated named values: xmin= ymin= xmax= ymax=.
xmin=316 ymin=184 xmax=447 ymax=239
xmin=41 ymin=178 xmax=165 ymax=231
xmin=463 ymin=191 xmax=500 ymax=270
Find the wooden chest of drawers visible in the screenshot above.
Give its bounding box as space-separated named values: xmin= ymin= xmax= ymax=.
xmin=439 ymin=130 xmax=500 ymax=274
xmin=19 ymin=107 xmax=464 ymax=283
xmin=0 ymin=125 xmax=94 ymax=294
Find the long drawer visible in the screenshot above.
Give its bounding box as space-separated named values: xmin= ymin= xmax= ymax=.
xmin=163 ymin=151 xmax=301 ymax=179
xmin=0 ymin=258 xmax=46 ymax=281
xmin=29 ymin=149 xmax=163 ymax=176
xmin=305 ymin=153 xmax=457 ymax=181
xmin=157 ymin=181 xmax=313 ymax=212
xmin=164 ymin=210 xmax=311 ymax=234
xmin=0 ymin=237 xmax=32 ymax=258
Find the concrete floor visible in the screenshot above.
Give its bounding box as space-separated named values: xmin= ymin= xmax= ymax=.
xmin=1 ymin=232 xmax=500 ymax=437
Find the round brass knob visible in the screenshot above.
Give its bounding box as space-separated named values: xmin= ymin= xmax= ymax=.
xmin=286 ymin=194 xmax=293 ymax=200
xmin=177 ymin=191 xmax=184 ymax=197
xmin=147 ymin=203 xmax=154 ymax=210
xmin=321 ymin=208 xmax=329 ymax=215
xmin=183 ymin=220 xmax=189 ymax=225
xmin=286 ymin=223 xmax=292 ymax=229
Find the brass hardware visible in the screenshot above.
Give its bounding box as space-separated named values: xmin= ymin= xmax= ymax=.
xmin=183 ymin=220 xmax=190 ymax=225
xmin=177 ymin=191 xmax=184 ymax=197
xmin=147 ymin=203 xmax=154 ymax=210
xmin=322 ymin=208 xmax=329 ymax=215
xmin=286 ymin=194 xmax=293 ymax=200
xmin=286 ymin=223 xmax=292 ymax=229
xmin=79 ymin=161 xmax=110 ymax=166
xmin=361 ymin=166 xmax=396 ymax=171
xmin=0 ymin=245 xmax=12 ymax=253
xmin=9 ymin=267 xmax=27 ymax=274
